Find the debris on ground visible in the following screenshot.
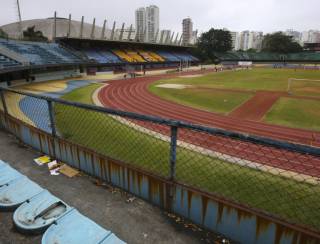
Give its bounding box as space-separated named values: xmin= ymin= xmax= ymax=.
xmin=94 ymin=180 xmax=105 ymax=186
xmin=34 ymin=155 xmax=80 ymax=178
xmin=59 ymin=164 xmax=79 ymax=178
xmin=94 ymin=180 xmax=119 ymax=193
xmin=111 ymin=188 xmax=120 ymax=194
xmin=164 ymin=211 xmax=232 ymax=244
xmin=91 ymin=179 xmax=231 ymax=243
xmin=48 ymin=160 xmax=61 ymax=175
xmin=34 ymin=155 xmax=51 ymax=166
xmin=126 ymin=197 xmax=136 ymax=203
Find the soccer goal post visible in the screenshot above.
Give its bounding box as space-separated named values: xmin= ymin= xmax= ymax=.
xmin=287 ymin=78 xmax=320 ymax=94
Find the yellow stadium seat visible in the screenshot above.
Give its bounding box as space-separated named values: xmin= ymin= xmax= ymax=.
xmin=125 ymin=50 xmax=146 ymax=62
xmin=112 ymin=50 xmax=135 ymax=63
xmin=148 ymin=52 xmax=165 ymax=62
xmin=137 ymin=50 xmax=157 ymax=62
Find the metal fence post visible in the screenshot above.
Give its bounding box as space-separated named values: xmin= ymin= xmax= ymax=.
xmin=169 ymin=125 xmax=178 ymax=181
xmin=47 ymin=100 xmax=56 ymax=137
xmin=0 ymin=89 xmax=8 ymax=115
xmin=47 ymin=100 xmax=57 ymax=158
xmin=0 ymin=88 xmax=9 ymax=129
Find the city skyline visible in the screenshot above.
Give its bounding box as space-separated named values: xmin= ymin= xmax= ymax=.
xmin=0 ymin=0 xmax=319 ymax=34
xmin=135 ymin=5 xmax=159 ymax=43
xmin=1 ymin=0 xmax=319 ymax=48
xmin=230 ymin=29 xmax=320 ymax=51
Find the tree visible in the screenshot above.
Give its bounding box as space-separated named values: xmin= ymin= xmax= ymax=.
xmin=262 ymin=32 xmax=303 ymax=53
xmin=23 ymin=26 xmax=48 ymax=42
xmin=0 ymin=29 xmax=8 ymax=39
xmin=196 ymin=28 xmax=232 ymax=62
xmin=246 ymin=48 xmax=257 ymax=53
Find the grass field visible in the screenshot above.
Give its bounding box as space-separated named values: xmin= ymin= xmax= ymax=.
xmin=152 ymin=69 xmax=320 ymax=93
xmin=265 ymin=97 xmax=320 ymax=131
xmin=149 ymin=68 xmax=320 ymax=129
xmin=54 ymin=84 xmax=320 ymax=230
xmin=289 ymin=79 xmax=320 ymax=97
xmin=148 ymin=86 xmax=253 ymax=114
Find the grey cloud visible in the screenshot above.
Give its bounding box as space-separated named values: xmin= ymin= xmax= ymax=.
xmin=0 ymin=0 xmax=319 ymax=33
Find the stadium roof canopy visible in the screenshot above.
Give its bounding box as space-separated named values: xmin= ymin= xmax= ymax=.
xmin=1 ymin=18 xmax=193 ymax=48
xmin=0 ymin=18 xmax=109 ymax=41
xmin=57 ymin=37 xmax=193 ymax=49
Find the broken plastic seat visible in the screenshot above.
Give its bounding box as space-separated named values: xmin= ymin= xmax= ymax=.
xmin=0 ymin=165 xmax=24 ymax=187
xmin=13 ymin=190 xmax=73 ymax=234
xmin=42 ymin=209 xmax=126 ymax=244
xmin=0 ymin=177 xmax=44 ymax=210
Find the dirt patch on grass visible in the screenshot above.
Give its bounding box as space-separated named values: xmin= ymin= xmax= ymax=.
xmin=229 ymin=91 xmax=284 ymax=121
xmin=156 ymin=84 xmax=193 ymax=89
xmin=294 ymin=87 xmax=320 ymax=94
xmin=179 ymin=74 xmax=204 ymax=78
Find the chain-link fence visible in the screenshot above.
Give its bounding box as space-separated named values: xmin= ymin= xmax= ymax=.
xmin=0 ymin=87 xmax=320 ymax=232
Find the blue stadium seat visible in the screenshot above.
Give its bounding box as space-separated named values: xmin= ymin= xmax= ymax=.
xmin=42 ymin=209 xmax=126 ymax=244
xmin=84 ymin=48 xmax=123 ymax=64
xmin=13 ymin=190 xmax=73 ymax=233
xmin=0 ymin=38 xmax=83 ymax=66
xmin=0 ymin=160 xmax=126 ymax=243
xmin=0 ymin=54 xmax=21 ymax=69
xmin=172 ymin=52 xmax=198 ymax=62
xmin=0 ymin=165 xmax=24 ymax=187
xmin=0 ymin=160 xmax=7 ymax=168
xmin=156 ymin=51 xmax=180 ymax=62
xmin=0 ymin=176 xmax=44 ymax=210
xmin=155 ymin=50 xmax=197 ymax=62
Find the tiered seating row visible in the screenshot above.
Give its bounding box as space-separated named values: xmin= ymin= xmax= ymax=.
xmin=156 ymin=50 xmax=181 ymax=62
xmin=172 ymin=52 xmax=199 ymax=62
xmin=138 ymin=50 xmax=164 ymax=62
xmin=0 ymin=38 xmax=199 ymax=68
xmin=82 ymin=48 xmax=197 ymax=64
xmin=85 ymin=49 xmax=122 ymax=64
xmin=0 ymin=54 xmax=21 ymax=69
xmin=0 ymin=159 xmax=126 ymax=244
xmin=215 ymin=51 xmax=320 ymax=62
xmin=286 ymin=53 xmax=320 ymax=61
xmin=0 ymin=38 xmax=83 ymax=66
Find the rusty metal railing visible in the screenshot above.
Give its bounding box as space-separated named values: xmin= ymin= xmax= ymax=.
xmin=0 ymin=87 xmax=320 ymax=242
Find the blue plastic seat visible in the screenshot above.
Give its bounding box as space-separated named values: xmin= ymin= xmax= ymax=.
xmin=13 ymin=190 xmax=73 ymax=234
xmin=0 ymin=38 xmax=83 ymax=66
xmin=0 ymin=165 xmax=24 ymax=187
xmin=0 ymin=177 xmax=44 ymax=210
xmin=0 ymin=54 xmax=21 ymax=69
xmin=0 ymin=160 xmax=7 ymax=168
xmin=42 ymin=209 xmax=125 ymax=244
xmin=100 ymin=233 xmax=126 ymax=244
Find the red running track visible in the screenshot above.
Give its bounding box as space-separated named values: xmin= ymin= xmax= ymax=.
xmin=229 ymin=91 xmax=283 ymax=121
xmin=98 ymin=73 xmax=320 ymax=177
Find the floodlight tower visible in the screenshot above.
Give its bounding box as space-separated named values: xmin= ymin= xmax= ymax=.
xmin=16 ymin=0 xmax=23 ymax=39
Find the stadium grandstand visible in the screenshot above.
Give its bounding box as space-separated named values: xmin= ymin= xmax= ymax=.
xmin=214 ymin=51 xmax=320 ymax=63
xmin=304 ymin=43 xmax=320 ymax=52
xmin=0 ymin=53 xmax=21 ymax=69
xmin=0 ymin=36 xmax=198 ymax=85
xmin=0 ymin=12 xmax=199 ymax=86
xmin=0 ymin=39 xmax=83 ymax=66
xmin=58 ymin=38 xmax=198 ymax=64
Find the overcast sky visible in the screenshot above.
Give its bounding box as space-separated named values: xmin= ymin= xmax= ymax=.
xmin=0 ymin=0 xmax=319 ymax=33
